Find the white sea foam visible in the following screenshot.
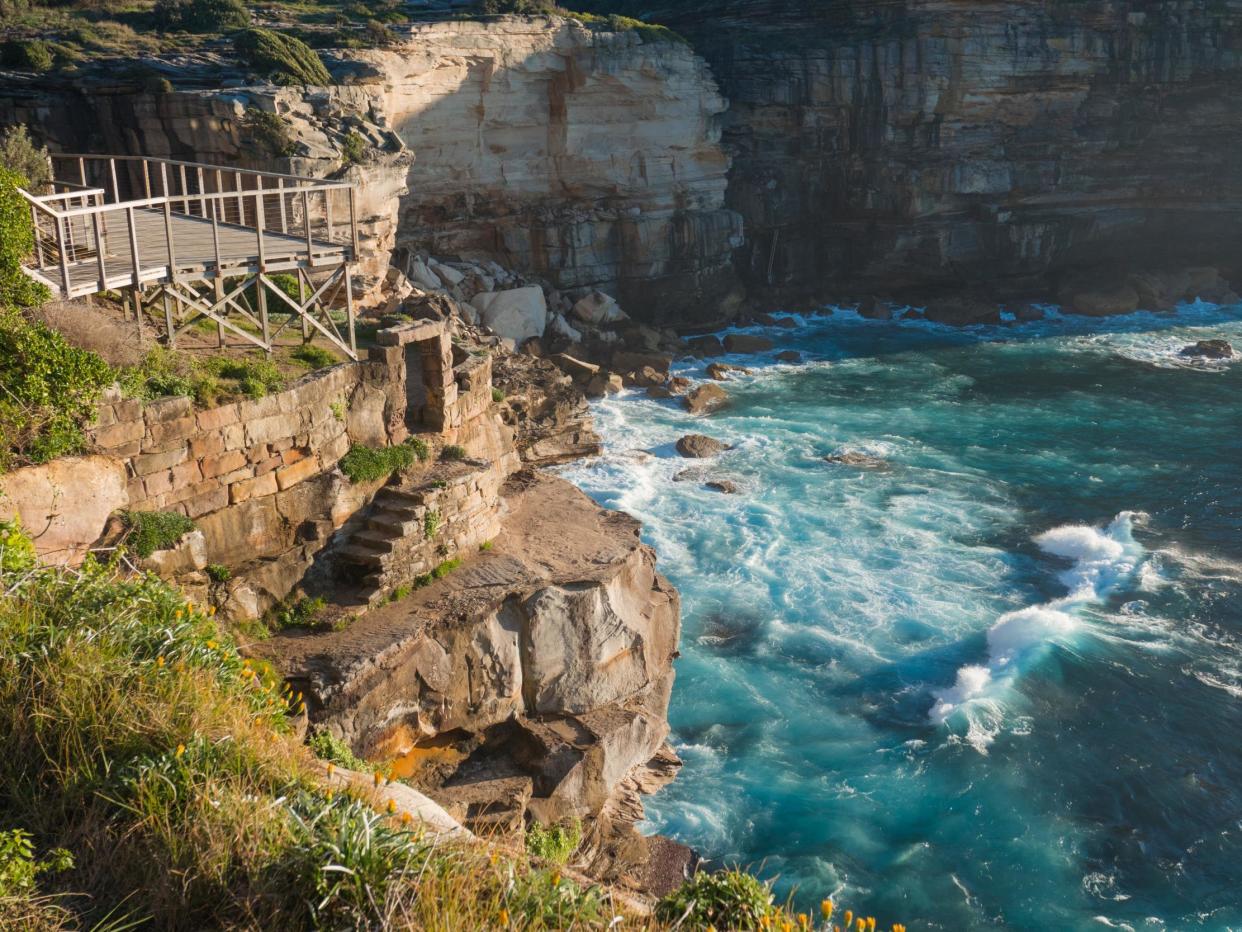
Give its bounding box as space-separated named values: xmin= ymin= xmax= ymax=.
xmin=931 ymin=513 xmax=1146 ymax=747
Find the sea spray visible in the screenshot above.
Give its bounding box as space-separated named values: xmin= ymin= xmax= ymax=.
xmin=930 ymin=513 xmax=1145 ymax=744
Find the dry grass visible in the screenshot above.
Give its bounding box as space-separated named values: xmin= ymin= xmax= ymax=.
xmin=30 ymin=299 xmax=149 ymax=368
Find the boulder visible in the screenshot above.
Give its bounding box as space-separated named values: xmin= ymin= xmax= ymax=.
xmin=1070 ymin=283 xmax=1140 ymax=317
xmin=611 ymin=351 xmax=671 ymax=378
xmin=408 ymin=257 xmax=443 ymax=291
xmin=585 ymin=371 xmax=624 ymax=398
xmin=667 ymin=376 xmax=692 ymax=394
xmin=624 ymin=366 xmax=666 ymax=389
xmin=705 ymin=362 xmax=750 ymax=381
xmin=572 ymin=291 xmax=628 ymax=326
xmin=686 ymin=335 xmax=725 ymax=357
xmin=923 ymin=298 xmax=1001 ymax=325
xmin=683 ymin=383 xmax=728 ymax=415
xmin=775 ymin=350 xmax=802 ymax=362
xmin=0 ymin=455 xmax=129 ymax=565
xmin=675 ymin=434 xmax=728 ymax=458
xmin=705 ymin=479 xmax=738 ymax=494
xmin=547 ymin=313 xmax=582 ymax=343
xmin=857 ymin=296 xmax=891 ymax=320
xmin=1013 ymin=304 xmax=1046 ymax=322
xmin=471 ymin=286 xmax=548 ymax=344
xmin=722 ymin=334 xmax=774 ymax=353
xmin=1178 ymin=339 xmax=1234 ymax=359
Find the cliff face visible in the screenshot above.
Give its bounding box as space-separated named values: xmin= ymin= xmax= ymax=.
xmin=356 ymin=19 xmax=744 ymax=325
xmin=610 ymin=0 xmax=1242 ymax=303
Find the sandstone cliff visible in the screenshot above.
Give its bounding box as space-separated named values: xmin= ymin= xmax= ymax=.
xmin=594 ymin=0 xmax=1242 ymax=304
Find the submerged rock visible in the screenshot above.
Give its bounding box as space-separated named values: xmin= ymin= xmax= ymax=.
xmin=824 ymin=450 xmax=888 ymax=469
xmin=675 ymin=434 xmax=728 ymax=458
xmin=686 ymin=335 xmax=725 ymax=357
xmin=775 ymin=350 xmax=802 ymax=362
xmin=705 ymin=479 xmax=738 ymax=493
xmin=1179 ymin=339 xmax=1234 ymax=359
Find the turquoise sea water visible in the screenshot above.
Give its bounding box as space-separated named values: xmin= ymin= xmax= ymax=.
xmin=559 ymin=303 xmax=1242 ymax=931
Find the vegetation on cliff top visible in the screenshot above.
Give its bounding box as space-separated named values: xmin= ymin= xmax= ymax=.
xmin=0 ymin=0 xmax=682 ymax=80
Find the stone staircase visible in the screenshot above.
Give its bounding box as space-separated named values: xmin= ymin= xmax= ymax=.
xmin=334 ymin=458 xmax=506 ymax=606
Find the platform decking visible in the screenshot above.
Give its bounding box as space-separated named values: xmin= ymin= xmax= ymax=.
xmin=20 ymin=153 xmax=361 ymax=358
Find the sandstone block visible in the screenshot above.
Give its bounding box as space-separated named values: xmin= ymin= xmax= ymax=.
xmin=276 ymin=456 xmax=320 ymax=490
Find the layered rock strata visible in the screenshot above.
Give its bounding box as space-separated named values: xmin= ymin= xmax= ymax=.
xmin=617 ymin=0 xmax=1242 ymax=303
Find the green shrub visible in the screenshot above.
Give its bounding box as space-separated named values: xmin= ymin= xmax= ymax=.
xmin=339 ymin=442 xmax=416 ymax=483
xmin=205 ymin=563 xmax=231 ymax=583
xmin=272 ymin=595 xmax=326 ymax=629
xmin=408 ymin=437 xmax=430 ymax=461
xmin=491 ymin=386 xmax=505 ymax=403
xmin=411 ymin=557 xmax=460 ymax=589
xmin=0 ymin=519 xmax=36 ymax=574
xmin=655 ymin=869 xmax=777 ymax=930
xmin=0 ymin=305 xmax=113 ymax=469
xmin=363 ymin=19 xmax=396 ymax=47
xmin=206 ymin=356 xmax=284 ymax=399
xmin=423 ymin=508 xmax=440 ymax=540
xmin=524 ymin=819 xmax=581 ymax=865
xmin=0 ymin=828 xmax=73 ymax=895
xmin=122 ymin=510 xmax=196 ymax=558
xmin=0 ymin=125 xmax=50 ymax=188
xmin=234 ymin=28 xmax=332 ymax=86
xmin=291 ymin=344 xmax=336 ymax=370
xmin=0 ymin=39 xmax=53 ymax=73
xmin=0 ymin=167 xmax=50 ymax=309
xmin=340 ymin=130 xmax=367 ymax=164
xmin=240 ymin=107 xmax=297 ymax=158
xmin=153 ymin=0 xmax=249 ymax=33
xmin=306 ymin=730 xmax=370 ymax=772
xmin=440 ymin=444 xmax=467 ymax=461
xmin=479 ymin=539 xmax=493 ymax=552
xmin=390 ymin=583 xmax=411 ymax=602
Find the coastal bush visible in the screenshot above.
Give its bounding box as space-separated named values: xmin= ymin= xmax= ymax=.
xmin=234 ymin=27 xmax=332 ymax=86
xmin=0 ymin=519 xmax=37 ymax=573
xmin=291 ymin=343 xmax=336 ymax=369
xmin=339 ymin=441 xmax=417 ymax=482
xmin=0 ymin=124 xmax=51 ymax=187
xmin=340 ymin=129 xmax=367 ymax=164
xmin=0 ymin=305 xmax=113 ymax=470
xmin=204 ymin=356 xmax=284 ymax=399
xmin=423 ymin=508 xmax=441 ymax=539
xmin=525 ymin=819 xmax=581 ymax=865
xmin=654 ymin=869 xmax=776 ymax=929
xmin=153 ymin=0 xmax=249 ymax=33
xmin=0 ymin=166 xmax=50 ymax=308
xmin=205 ymin=563 xmax=231 ymax=583
xmin=0 ymin=38 xmax=53 ymax=72
xmin=239 ymin=108 xmax=297 ymax=158
xmin=440 ymin=443 xmax=467 ymax=461
xmin=271 ymin=594 xmax=327 ymax=629
xmin=121 ymin=509 xmax=196 ymax=557
xmin=306 ymin=729 xmax=370 ymax=772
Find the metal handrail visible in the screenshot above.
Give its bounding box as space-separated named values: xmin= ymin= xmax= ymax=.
xmin=53 ymin=152 xmax=339 ymax=188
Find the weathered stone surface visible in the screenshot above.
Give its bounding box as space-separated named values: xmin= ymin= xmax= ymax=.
xmin=683 ymin=383 xmax=728 ymax=415
xmin=471 ymin=286 xmax=548 ymax=345
xmin=675 ymin=434 xmax=728 ymax=458
xmin=493 ymin=355 xmax=602 ymax=466
xmin=704 ymin=362 xmax=750 ymax=380
xmin=0 ymin=456 xmax=128 ymax=564
xmin=825 ymin=450 xmax=889 ymax=469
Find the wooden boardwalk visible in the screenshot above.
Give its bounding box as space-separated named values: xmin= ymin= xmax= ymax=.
xmin=20 ymin=153 xmax=361 ymax=358
xmin=27 ymin=206 xmax=349 ymax=299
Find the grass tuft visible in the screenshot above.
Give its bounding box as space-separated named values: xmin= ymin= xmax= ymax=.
xmin=121 ymin=510 xmax=196 ymax=558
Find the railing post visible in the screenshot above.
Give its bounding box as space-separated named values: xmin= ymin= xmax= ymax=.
xmin=55 ymin=215 xmax=71 ymax=295
xmin=196 ymin=167 xmax=205 ymax=217
xmin=277 ymin=178 xmax=288 ymax=233
xmin=255 ymin=180 xmax=271 ymax=352
xmin=179 ymin=164 xmax=189 ymax=214
xmin=344 ymin=262 xmax=356 ymax=357
xmin=77 ymin=156 xmax=86 ymax=187
xmin=159 ymin=161 xmax=170 ymax=200
xmin=91 ymin=209 xmax=107 ymax=292
xmin=302 ymin=189 xmax=313 ymax=266
xmin=163 ymin=287 xmax=176 ymax=348
xmin=348 ymin=186 xmax=359 ymax=260
xmin=163 ymin=197 xmax=178 ymax=282
xmin=142 ymin=159 xmax=152 ymax=199
xmin=126 ymin=205 xmax=142 ymax=290
xmin=31 ymin=205 xmax=45 ymax=269
xmin=298 ymin=267 xmax=310 ymax=343
xmin=325 ymin=188 xmax=334 ymax=244
xmin=109 ymin=158 xmax=120 ymax=203
xmin=235 ymin=171 xmax=245 ymax=224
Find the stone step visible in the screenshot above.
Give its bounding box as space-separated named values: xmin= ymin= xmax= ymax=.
xmin=368 ymin=513 xmax=415 ymax=534
xmin=352 ymin=530 xmax=398 ymax=553
xmin=376 ymin=487 xmax=427 ymax=508
xmin=336 ymin=544 xmax=389 ymax=567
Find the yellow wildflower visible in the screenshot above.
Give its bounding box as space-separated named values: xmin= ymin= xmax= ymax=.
xmin=845 ymin=912 xmax=853 ymax=929
xmin=867 ymin=919 xmax=876 ymax=932
xmin=175 ymin=743 xmax=185 ymax=757
xmin=208 ymin=605 xmax=216 ymax=616
xmin=401 ymin=812 xmax=412 ymax=826
xmin=326 ymin=763 xmax=335 ymax=777
xmin=798 ymin=913 xmax=809 ymax=929
xmin=856 ymin=920 xmax=865 ymax=932
xmin=156 ymin=656 xmax=165 ymax=668
xmin=822 ymin=899 xmax=834 ymax=921
xmin=386 ymin=799 xmax=397 ymax=815
xmin=499 ymin=908 xmax=510 ymax=926
xmin=489 ymin=851 xmax=499 ymax=866
xmin=373 ymin=772 xmax=383 ymax=787
xmin=206 ymin=640 xmax=217 ymax=650
xmin=551 ymin=872 xmax=561 ymax=887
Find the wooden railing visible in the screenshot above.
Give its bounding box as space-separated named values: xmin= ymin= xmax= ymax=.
xmin=20 ymin=153 xmax=359 ymax=298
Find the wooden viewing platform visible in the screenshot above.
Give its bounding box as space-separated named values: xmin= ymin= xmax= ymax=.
xmin=19 ymin=153 xmax=361 ymax=359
